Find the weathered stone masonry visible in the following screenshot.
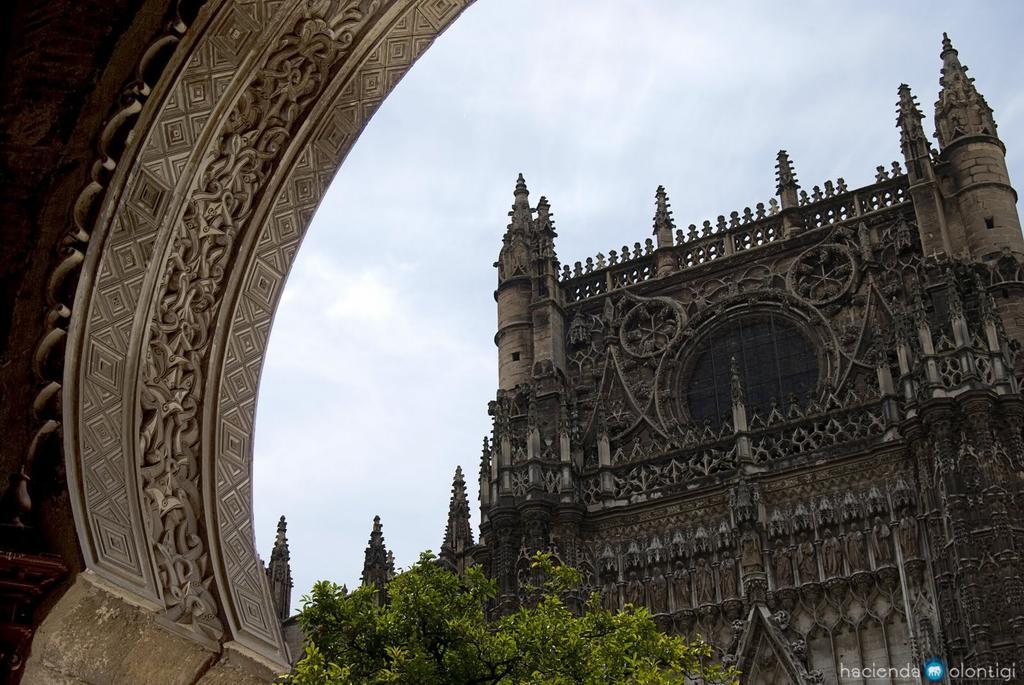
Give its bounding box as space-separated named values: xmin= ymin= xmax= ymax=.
xmin=435 ymin=34 xmax=1024 ymax=685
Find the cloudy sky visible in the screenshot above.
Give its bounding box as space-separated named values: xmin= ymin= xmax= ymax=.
xmin=254 ymin=0 xmax=1024 ymax=608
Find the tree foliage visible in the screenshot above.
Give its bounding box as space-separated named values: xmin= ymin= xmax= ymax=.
xmin=285 ymin=551 xmax=738 ymax=685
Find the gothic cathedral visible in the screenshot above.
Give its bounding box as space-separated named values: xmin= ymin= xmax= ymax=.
xmin=358 ymin=35 xmax=1024 ymax=683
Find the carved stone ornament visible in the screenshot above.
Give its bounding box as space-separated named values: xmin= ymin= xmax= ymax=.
xmin=619 ymin=297 xmax=686 ymax=358
xmin=61 ymin=0 xmax=472 ymax=668
xmin=786 ymin=244 xmax=857 ymax=305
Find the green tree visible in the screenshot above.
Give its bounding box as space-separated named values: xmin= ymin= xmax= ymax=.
xmin=285 ymin=551 xmax=738 ymax=685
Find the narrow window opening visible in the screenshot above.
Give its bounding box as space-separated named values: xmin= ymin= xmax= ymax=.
xmin=985 ymin=216 xmax=995 ymax=230
xmin=511 ymin=352 xmax=520 ymax=361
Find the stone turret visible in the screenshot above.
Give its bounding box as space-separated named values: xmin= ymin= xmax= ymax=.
xmin=361 ymin=515 xmax=394 ymax=603
xmin=440 ymin=466 xmax=474 ymax=575
xmin=933 ymin=33 xmax=1023 ymax=260
xmin=266 ymin=515 xmax=292 ymax=621
xmin=495 ymin=174 xmax=536 ymax=389
xmin=494 ymin=174 xmax=567 ymax=388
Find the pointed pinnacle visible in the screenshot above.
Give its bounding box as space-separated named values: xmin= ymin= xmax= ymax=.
xmin=897 ymin=84 xmax=922 ymax=117
xmin=775 ymin=150 xmax=798 ymax=192
xmin=941 ymin=32 xmax=955 ymax=55
xmin=536 ymin=196 xmax=552 ymax=225
xmin=454 ymin=465 xmax=465 ymax=482
xmin=271 ymin=515 xmax=290 ymax=563
xmin=511 ymin=173 xmax=531 ymax=213
xmin=515 ymin=173 xmax=529 ymax=196
xmin=655 ymin=186 xmax=672 ymax=216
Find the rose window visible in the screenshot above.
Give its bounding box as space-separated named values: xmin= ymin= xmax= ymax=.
xmin=620 ymin=300 xmax=683 ymax=357
xmin=787 ymin=244 xmax=856 ymax=305
xmin=686 ymin=314 xmax=819 ymax=427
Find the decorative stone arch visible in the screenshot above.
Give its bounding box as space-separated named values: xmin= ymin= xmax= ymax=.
xmin=16 ymin=0 xmax=472 ymax=681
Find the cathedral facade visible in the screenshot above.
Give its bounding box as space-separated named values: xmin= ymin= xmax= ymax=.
xmin=429 ymin=34 xmax=1024 ymax=684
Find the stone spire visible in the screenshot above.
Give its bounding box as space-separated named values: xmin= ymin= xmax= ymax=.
xmin=652 ymin=186 xmax=675 ymax=247
xmin=934 ymin=32 xmax=998 ymax=149
xmin=652 ymin=185 xmax=676 ymax=277
xmin=479 ymin=436 xmax=492 ymax=512
xmin=440 ymin=466 xmax=474 ymax=574
xmin=896 ymin=83 xmax=934 ymax=182
xmin=361 ymin=515 xmax=394 ymax=600
xmin=510 ymin=173 xmax=533 ymax=232
xmin=775 ymin=150 xmax=800 ymax=210
xmin=266 ymin=515 xmax=292 ymax=621
xmin=496 ymin=173 xmax=534 ymax=285
xmin=534 ymin=196 xmax=558 ymax=265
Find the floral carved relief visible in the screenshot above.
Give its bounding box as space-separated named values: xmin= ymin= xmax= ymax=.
xmin=138 ymin=0 xmax=386 ymax=642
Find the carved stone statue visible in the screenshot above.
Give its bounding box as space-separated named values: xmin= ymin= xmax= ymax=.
xmin=797 ymin=537 xmax=818 ymax=584
xmin=899 ymin=514 xmax=920 ymax=559
xmin=695 ymin=558 xmax=715 ymax=605
xmin=671 ymin=563 xmax=691 ymax=611
xmin=602 ymin=577 xmax=619 ymax=611
xmin=846 ymin=529 xmax=867 ymax=572
xmin=648 ymin=568 xmax=668 ymax=614
xmin=871 ymin=517 xmax=893 ymax=566
xmin=625 ymin=570 xmax=645 ymax=608
xmin=740 ymin=531 xmax=763 ymax=572
xmin=822 ymin=531 xmax=844 ymax=578
xmin=719 ymin=556 xmax=738 ymax=599
xmin=772 ymin=541 xmax=794 ymax=587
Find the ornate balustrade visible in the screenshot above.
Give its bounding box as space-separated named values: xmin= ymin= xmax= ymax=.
xmin=558 ymin=173 xmax=910 ymax=303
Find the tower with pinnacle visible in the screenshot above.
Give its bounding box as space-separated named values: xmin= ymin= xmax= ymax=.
xmin=437 ymin=33 xmax=1024 ymax=682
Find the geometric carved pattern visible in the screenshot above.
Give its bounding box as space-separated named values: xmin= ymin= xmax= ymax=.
xmin=64 ymin=0 xmax=472 ymax=669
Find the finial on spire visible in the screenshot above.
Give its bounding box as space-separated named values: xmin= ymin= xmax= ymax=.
xmin=513 ymin=173 xmax=530 ymax=207
xmin=272 ymin=515 xmax=289 ymax=560
xmin=508 ymin=173 xmax=533 ymax=225
xmin=652 ymin=185 xmax=676 ymax=250
xmin=941 ymin=32 xmax=955 ymax=55
xmin=775 ymin=150 xmax=800 ymax=209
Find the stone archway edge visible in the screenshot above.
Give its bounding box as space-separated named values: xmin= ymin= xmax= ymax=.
xmin=62 ymin=0 xmax=473 ymax=671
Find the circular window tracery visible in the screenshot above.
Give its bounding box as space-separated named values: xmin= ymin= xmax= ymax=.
xmin=787 ymin=244 xmax=856 ymax=305
xmin=685 ymin=313 xmax=819 ymax=427
xmin=619 ymin=299 xmax=683 ymax=357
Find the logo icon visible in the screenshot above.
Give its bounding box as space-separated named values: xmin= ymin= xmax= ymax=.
xmin=924 ymin=658 xmax=946 ymax=682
